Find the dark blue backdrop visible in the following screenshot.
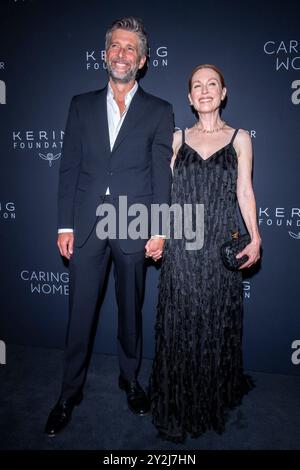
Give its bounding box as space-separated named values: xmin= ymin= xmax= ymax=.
xmin=1 ymin=0 xmax=300 ymax=375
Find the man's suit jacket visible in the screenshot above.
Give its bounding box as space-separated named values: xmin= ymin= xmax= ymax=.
xmin=57 ymin=86 xmax=173 ymax=252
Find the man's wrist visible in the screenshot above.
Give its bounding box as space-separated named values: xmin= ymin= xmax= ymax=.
xmin=58 ymin=228 xmax=74 ymax=234
xmin=150 ymin=234 xmax=166 ymax=240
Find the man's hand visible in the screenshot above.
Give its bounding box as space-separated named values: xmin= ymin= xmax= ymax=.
xmin=145 ymin=237 xmax=165 ymax=262
xmin=57 ymin=232 xmax=74 ymax=260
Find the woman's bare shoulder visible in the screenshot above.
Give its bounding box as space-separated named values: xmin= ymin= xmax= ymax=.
xmin=172 ymin=129 xmax=183 ymax=150
xmin=234 ymin=129 xmax=252 ymax=159
xmin=235 ymin=128 xmax=252 ymax=144
xmin=173 ymin=128 xmax=182 ymax=141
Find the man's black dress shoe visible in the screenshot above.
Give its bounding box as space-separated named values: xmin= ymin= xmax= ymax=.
xmin=119 ymin=376 xmax=150 ymax=416
xmin=44 ymin=392 xmax=83 ymax=437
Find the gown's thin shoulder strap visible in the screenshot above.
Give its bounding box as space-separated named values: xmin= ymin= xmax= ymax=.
xmin=182 ymin=128 xmax=185 ymax=144
xmin=230 ymin=128 xmax=239 ymax=144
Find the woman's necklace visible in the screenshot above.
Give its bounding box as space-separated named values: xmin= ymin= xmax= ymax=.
xmin=194 ymin=120 xmax=226 ymax=134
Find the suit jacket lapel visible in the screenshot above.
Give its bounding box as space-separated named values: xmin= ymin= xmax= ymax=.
xmin=111 ymin=87 xmax=147 ymax=154
xmin=90 ymin=87 xmax=111 ymax=158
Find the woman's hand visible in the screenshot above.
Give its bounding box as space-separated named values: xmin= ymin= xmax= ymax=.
xmin=236 ymin=237 xmax=261 ymax=269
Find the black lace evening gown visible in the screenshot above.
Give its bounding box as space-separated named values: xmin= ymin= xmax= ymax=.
xmin=149 ymin=129 xmax=254 ymax=443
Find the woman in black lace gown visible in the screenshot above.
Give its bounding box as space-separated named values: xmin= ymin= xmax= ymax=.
xmin=149 ymin=64 xmax=261 ymax=443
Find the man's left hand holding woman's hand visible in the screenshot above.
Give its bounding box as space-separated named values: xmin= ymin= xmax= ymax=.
xmin=145 ymin=236 xmax=165 ymax=262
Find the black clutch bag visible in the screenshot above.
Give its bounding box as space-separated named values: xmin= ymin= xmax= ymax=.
xmin=220 ymin=231 xmax=251 ymax=271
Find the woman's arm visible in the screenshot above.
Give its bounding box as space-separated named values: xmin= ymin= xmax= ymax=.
xmin=235 ymin=129 xmax=262 ymax=269
xmin=170 ymin=129 xmax=183 ymax=170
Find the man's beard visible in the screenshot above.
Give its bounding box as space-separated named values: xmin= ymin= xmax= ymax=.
xmin=106 ymin=58 xmax=140 ymax=84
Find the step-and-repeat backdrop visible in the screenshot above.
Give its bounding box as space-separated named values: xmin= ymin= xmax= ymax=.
xmin=1 ymin=0 xmax=299 ymax=375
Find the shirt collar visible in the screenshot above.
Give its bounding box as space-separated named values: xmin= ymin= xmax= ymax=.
xmin=107 ymin=81 xmax=138 ymax=105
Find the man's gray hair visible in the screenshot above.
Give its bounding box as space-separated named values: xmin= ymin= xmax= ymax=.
xmin=105 ymin=17 xmax=148 ymax=58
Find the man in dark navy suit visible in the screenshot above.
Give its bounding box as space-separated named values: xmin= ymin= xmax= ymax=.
xmin=45 ymin=17 xmax=173 ymax=436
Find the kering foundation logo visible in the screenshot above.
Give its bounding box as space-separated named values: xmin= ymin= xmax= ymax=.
xmin=12 ymin=130 xmax=64 ymax=166
xmin=0 ymin=202 xmax=16 ymax=221
xmin=258 ymin=206 xmax=300 ymax=238
xmin=148 ymin=46 xmax=168 ymax=68
xmin=38 ymin=152 xmax=61 ymax=167
xmin=243 ymin=281 xmax=251 ymax=300
xmin=20 ymin=270 xmax=69 ymax=295
xmin=85 ymin=46 xmax=168 ymax=71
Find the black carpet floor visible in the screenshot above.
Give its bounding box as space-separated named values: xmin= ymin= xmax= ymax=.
xmin=0 ymin=344 xmax=300 ymax=450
